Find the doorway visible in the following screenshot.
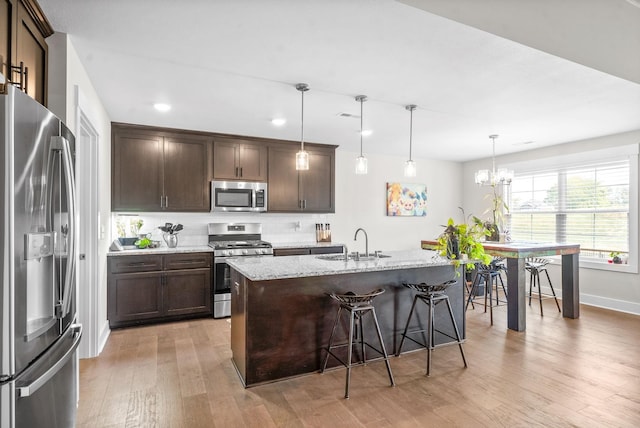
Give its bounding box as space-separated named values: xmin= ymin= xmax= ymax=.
xmin=75 ymin=86 xmax=100 ymax=358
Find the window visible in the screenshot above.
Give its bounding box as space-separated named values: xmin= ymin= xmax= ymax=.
xmin=506 ymin=145 xmax=638 ymax=272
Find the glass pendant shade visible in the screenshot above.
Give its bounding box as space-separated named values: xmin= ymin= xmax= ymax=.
xmin=404 ymin=159 xmax=416 ymax=177
xmin=296 ymin=150 xmax=309 ymax=170
xmin=295 ymin=83 xmax=310 ymax=171
xmin=355 ymin=155 xmax=368 ymax=174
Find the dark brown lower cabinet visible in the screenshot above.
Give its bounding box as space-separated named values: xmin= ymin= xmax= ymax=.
xmin=273 ymin=246 xmax=344 ymax=256
xmin=108 ymin=252 xmax=212 ymax=328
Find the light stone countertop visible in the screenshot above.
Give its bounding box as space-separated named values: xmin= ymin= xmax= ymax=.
xmin=226 ymin=249 xmax=452 ymax=281
xmin=107 ymin=245 xmax=213 ymax=257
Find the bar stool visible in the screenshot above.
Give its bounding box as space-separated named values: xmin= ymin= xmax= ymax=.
xmin=525 ymin=257 xmax=561 ymax=316
xmin=321 ymin=289 xmax=395 ymax=398
xmin=465 ymin=259 xmax=508 ymax=325
xmin=396 ymin=280 xmax=467 ymax=376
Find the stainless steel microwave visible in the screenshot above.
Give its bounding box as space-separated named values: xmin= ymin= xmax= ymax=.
xmin=211 ymin=180 xmax=268 ymax=212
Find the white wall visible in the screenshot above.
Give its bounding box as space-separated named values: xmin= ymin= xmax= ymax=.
xmin=463 ymin=130 xmax=640 ymax=314
xmin=47 ymin=33 xmax=112 ymax=353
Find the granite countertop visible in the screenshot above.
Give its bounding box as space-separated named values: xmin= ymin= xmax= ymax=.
xmin=271 ymin=241 xmax=344 ymax=249
xmin=226 ymin=249 xmax=452 ymax=281
xmin=107 ymin=245 xmax=213 ymax=256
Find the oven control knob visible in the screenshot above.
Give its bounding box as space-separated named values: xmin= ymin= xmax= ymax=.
xmin=223 ymin=250 xmax=230 ymax=256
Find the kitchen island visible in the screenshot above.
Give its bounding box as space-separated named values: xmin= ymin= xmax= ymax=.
xmin=226 ymin=250 xmax=463 ymax=387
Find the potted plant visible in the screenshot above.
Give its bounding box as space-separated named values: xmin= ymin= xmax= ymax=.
xmin=436 ymin=216 xmax=492 ymax=270
xmin=609 ymin=251 xmax=623 ymax=264
xmin=483 ymin=183 xmax=509 ymax=242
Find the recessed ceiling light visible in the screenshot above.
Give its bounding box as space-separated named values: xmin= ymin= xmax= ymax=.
xmin=153 ymin=103 xmax=171 ymax=112
xmin=271 ymin=118 xmax=286 ymax=126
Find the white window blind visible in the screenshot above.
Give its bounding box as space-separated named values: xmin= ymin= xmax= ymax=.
xmin=508 ymin=159 xmax=630 ymax=262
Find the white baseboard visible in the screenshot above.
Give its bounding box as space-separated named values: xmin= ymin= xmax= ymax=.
xmin=579 ymin=293 xmax=640 ymax=316
xmin=525 ymin=285 xmax=639 ymax=316
xmin=97 ymin=321 xmax=110 ymax=355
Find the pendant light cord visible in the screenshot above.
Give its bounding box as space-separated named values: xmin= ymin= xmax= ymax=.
xmin=359 ymin=98 xmax=364 ymax=156
xmin=406 ymin=104 xmax=416 ymax=161
xmin=409 ymin=108 xmax=413 ymax=161
xmin=301 ymin=89 xmax=305 ymax=152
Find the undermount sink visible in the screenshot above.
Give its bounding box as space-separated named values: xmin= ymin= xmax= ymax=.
xmin=316 ymin=254 xmax=391 ymax=261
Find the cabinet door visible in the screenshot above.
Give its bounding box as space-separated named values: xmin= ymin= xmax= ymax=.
xmin=267 ymin=145 xmax=301 ymax=212
xmin=238 ymin=143 xmax=267 ymax=181
xmin=213 ymin=140 xmax=239 ymax=180
xmin=108 ymin=272 xmax=163 ymax=327
xmin=16 ymin=1 xmax=47 ymax=105
xmin=164 ymin=136 xmax=212 ymax=211
xmin=300 ymin=149 xmax=335 ymax=213
xmin=1 ymin=0 xmax=10 ymax=78
xmin=164 ymin=268 xmax=212 ymax=317
xmin=112 ymin=130 xmax=164 ymax=211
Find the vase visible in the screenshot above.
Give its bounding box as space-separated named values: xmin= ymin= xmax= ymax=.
xmin=163 ymin=233 xmax=178 ymax=248
xmin=446 ymin=236 xmax=460 ymax=260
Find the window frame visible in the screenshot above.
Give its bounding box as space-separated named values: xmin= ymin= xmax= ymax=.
xmin=503 ymin=144 xmax=638 ymax=274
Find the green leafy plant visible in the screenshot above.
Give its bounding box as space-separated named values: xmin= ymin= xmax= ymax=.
xmin=436 ymin=217 xmax=492 ymax=271
xmin=134 ymin=237 xmax=151 ymax=249
xmin=609 ymin=251 xmax=622 ymax=264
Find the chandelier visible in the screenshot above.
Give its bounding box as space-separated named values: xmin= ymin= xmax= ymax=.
xmin=474 ymin=134 xmax=513 ymax=186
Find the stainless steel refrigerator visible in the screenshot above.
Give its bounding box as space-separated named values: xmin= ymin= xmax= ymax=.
xmin=1 ymin=84 xmax=82 ymax=428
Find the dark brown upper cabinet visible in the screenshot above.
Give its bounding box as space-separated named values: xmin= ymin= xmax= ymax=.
xmin=1 ymin=0 xmax=51 ymax=106
xmin=111 ymin=123 xmax=213 ymax=212
xmin=213 ymin=138 xmax=267 ymax=182
xmin=268 ymin=144 xmax=335 ymax=213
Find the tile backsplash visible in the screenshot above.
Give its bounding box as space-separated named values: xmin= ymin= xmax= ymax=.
xmin=111 ymin=212 xmax=334 ymax=246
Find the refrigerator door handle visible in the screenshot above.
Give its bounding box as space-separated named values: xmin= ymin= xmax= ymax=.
xmin=51 ymin=136 xmax=77 ymax=319
xmin=17 ymin=324 xmax=82 ymax=398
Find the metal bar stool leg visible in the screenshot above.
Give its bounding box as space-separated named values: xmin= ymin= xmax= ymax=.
xmin=487 ymin=274 xmax=494 ymax=325
xmin=444 ymin=296 xmax=467 ymax=368
xmin=427 ymin=294 xmax=434 ymax=376
xmin=345 ymin=309 xmax=356 ymax=399
xmin=396 ymin=294 xmax=419 ymax=356
xmin=544 ymin=269 xmax=562 ymax=312
xmin=537 ymin=271 xmax=543 ymax=316
xmin=370 ymin=307 xmax=395 ymax=387
xmin=322 ymin=306 xmax=343 ymax=372
xmin=528 ymin=270 xmax=534 ymax=306
xmin=465 ymin=273 xmax=481 ymax=311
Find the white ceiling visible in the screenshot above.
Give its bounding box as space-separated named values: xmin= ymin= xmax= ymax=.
xmin=39 ymin=0 xmax=640 ymax=161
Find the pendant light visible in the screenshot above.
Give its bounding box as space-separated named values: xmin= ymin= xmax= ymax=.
xmin=404 ymin=104 xmax=417 ymax=177
xmin=474 ymin=134 xmax=514 ymax=186
xmin=355 ymin=95 xmax=368 ymax=175
xmin=295 ymin=83 xmax=310 ymax=170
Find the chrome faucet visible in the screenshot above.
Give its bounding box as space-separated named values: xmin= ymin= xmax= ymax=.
xmin=354 ymin=228 xmax=369 ymax=257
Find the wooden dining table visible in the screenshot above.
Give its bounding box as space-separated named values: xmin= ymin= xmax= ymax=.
xmin=421 ymin=240 xmax=580 ymax=332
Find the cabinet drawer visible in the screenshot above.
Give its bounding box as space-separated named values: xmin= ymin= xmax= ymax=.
xmin=309 ymin=246 xmax=344 ymax=255
xmin=164 ymin=252 xmax=212 ymax=270
xmin=109 ymin=255 xmax=163 ymax=274
xmin=273 ymin=248 xmax=310 ymax=256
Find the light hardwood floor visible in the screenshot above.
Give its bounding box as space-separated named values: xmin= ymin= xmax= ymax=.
xmin=77 ymin=300 xmax=640 ymax=427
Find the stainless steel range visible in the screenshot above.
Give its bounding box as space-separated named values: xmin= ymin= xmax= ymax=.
xmin=208 ymin=223 xmax=273 ymax=318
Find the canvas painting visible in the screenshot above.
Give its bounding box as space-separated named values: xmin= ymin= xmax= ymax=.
xmin=386 ymin=182 xmax=427 ymax=216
